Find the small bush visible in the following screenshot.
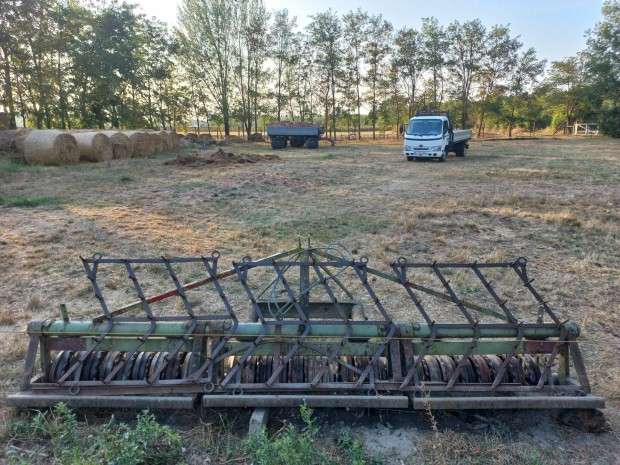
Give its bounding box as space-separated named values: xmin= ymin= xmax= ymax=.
xmin=245 ymin=404 xmax=337 ymax=465
xmin=6 ymin=404 xmax=183 ymax=465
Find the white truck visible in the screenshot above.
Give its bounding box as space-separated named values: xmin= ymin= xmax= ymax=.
xmin=403 ymin=110 xmax=472 ymax=162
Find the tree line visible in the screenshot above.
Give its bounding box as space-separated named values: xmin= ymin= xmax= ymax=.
xmin=1 ymin=0 xmax=618 ymax=137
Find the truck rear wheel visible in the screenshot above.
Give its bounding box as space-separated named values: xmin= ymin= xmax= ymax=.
xmin=290 ymin=136 xmax=305 ymax=147
xmin=306 ymin=137 xmax=318 ymax=149
xmin=455 ymin=143 xmax=466 ymax=157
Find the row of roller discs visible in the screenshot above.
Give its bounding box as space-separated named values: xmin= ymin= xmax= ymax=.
xmin=49 ymin=351 xmax=192 ymax=382
xmin=413 ymin=355 xmax=542 ymax=385
xmin=50 ymin=351 xmax=541 ymax=385
xmin=226 ymin=356 xmax=390 ymax=384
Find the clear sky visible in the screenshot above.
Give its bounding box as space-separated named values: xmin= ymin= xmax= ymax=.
xmin=133 ymin=0 xmax=604 ymax=64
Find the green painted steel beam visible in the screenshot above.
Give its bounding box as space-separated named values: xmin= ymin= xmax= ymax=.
xmin=28 ymin=320 xmax=571 ymax=340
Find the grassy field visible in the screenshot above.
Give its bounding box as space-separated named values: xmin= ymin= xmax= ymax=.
xmin=0 ymin=136 xmax=619 ymax=464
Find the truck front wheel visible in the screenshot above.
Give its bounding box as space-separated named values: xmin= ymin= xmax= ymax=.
xmin=306 ymin=137 xmax=319 ymax=149
xmin=271 ymin=137 xmax=285 ymax=150
xmin=455 ymin=143 xmax=466 ymax=157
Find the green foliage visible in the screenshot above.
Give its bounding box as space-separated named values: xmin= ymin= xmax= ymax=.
xmin=0 ymin=158 xmax=40 ymax=174
xmin=336 ymin=432 xmax=383 ymax=465
xmin=244 ymin=404 xmax=337 ymax=465
xmin=598 ymin=103 xmax=620 ymax=138
xmin=244 ymin=405 xmax=381 ymax=465
xmin=6 ymin=404 xmax=183 ymax=465
xmin=0 ymin=195 xmax=58 ymax=208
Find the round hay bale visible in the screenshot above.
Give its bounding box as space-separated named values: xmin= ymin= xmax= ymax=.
xmin=100 ymin=131 xmax=132 ymax=159
xmin=123 ymin=131 xmax=153 ymax=158
xmin=162 ymin=130 xmax=180 ymax=151
xmin=149 ymin=133 xmax=163 ymax=154
xmin=158 ymin=131 xmax=174 ymax=152
xmin=23 ymin=130 xmax=79 ymax=165
xmin=72 ymin=132 xmax=110 ymax=162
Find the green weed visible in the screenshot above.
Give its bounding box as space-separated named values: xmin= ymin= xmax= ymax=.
xmin=0 ymin=195 xmax=59 ymax=208
xmin=245 ymin=404 xmax=337 ymax=465
xmin=5 ymin=404 xmax=183 ymax=465
xmin=0 ymin=158 xmax=41 ymax=174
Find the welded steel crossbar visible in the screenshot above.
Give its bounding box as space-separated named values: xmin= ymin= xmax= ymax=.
xmin=8 ymin=244 xmax=604 ymax=410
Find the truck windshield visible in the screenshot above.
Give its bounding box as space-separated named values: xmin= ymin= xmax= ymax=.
xmin=406 ymin=119 xmax=443 ymax=136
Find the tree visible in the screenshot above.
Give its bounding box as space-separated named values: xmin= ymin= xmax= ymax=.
xmin=342 ymin=9 xmax=368 ymax=139
xmin=503 ymin=48 xmax=546 ymax=137
xmin=394 ymin=27 xmax=425 ymax=118
xmin=270 ymin=9 xmax=296 ymax=122
xmin=544 ymin=55 xmax=589 ymax=132
xmin=177 ymin=0 xmax=236 ymax=136
xmin=447 ymin=19 xmax=486 ymax=128
xmin=363 ymin=14 xmax=393 ymax=139
xmin=0 ymin=0 xmax=19 ymax=128
xmin=421 ymin=17 xmax=448 ymax=108
xmin=307 ymin=9 xmax=342 ymax=138
xmin=585 ymin=0 xmax=620 ymax=137
xmin=474 ymin=24 xmax=520 ymax=137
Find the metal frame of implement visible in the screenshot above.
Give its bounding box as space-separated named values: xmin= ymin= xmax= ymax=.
xmin=7 ymin=244 xmax=604 ymax=411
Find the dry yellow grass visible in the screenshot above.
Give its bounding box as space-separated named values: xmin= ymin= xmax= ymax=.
xmin=0 ymin=136 xmax=619 ymax=463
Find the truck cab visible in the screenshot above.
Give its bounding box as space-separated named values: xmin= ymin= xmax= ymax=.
xmin=403 ymin=110 xmax=471 ymax=162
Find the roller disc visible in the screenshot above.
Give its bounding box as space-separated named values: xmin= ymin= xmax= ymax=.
xmin=483 ymin=355 xmax=509 ymax=384
xmin=81 ymin=352 xmax=97 ymax=381
xmin=181 ymin=353 xmax=192 ymax=379
xmin=425 ymin=356 xmax=443 ymax=381
xmin=520 ymin=355 xmax=542 ymax=385
xmin=438 ymin=355 xmax=456 ymax=382
xmin=503 ymin=356 xmax=526 ymax=384
xmin=89 ymin=351 xmax=105 ymax=381
xmin=471 ymin=355 xmax=493 ymax=383
xmin=118 ymin=352 xmax=138 ymax=380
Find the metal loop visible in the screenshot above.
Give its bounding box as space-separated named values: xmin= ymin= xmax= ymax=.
xmin=360 ymin=256 xmax=369 ymax=264
xmin=232 ymin=387 xmax=244 ymax=396
xmin=203 ymin=381 xmax=215 ymax=393
xmin=211 ymin=251 xmax=220 ymax=259
xmin=398 ymin=256 xmax=407 ymax=264
xmin=242 ymin=255 xmax=252 ymax=264
xmin=69 ymin=384 xmax=80 ymax=396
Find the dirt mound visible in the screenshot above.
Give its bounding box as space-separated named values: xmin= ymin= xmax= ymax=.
xmin=248 ymin=132 xmax=265 ymax=142
xmin=163 ymin=148 xmax=280 ymax=167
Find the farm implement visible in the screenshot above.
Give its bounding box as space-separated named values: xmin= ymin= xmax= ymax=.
xmin=8 ymin=242 xmax=604 ymax=412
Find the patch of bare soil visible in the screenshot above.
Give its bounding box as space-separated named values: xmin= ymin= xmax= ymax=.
xmin=163 ymin=148 xmax=280 ymax=167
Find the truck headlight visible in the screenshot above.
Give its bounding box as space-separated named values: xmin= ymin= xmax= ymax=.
xmin=430 ymin=146 xmax=442 ymax=151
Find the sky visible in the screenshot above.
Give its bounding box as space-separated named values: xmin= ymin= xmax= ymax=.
xmin=133 ymin=0 xmax=604 ymax=64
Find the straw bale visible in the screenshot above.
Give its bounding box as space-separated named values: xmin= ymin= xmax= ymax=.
xmin=100 ymin=131 xmax=132 ymax=159
xmin=166 ymin=130 xmax=180 ymax=151
xmin=72 ymin=132 xmax=110 ymax=162
xmin=123 ymin=131 xmax=153 ymax=158
xmin=23 ymin=129 xmax=79 ymax=165
xmin=150 ymin=133 xmax=164 ymax=154
xmin=158 ymin=131 xmax=174 ymax=152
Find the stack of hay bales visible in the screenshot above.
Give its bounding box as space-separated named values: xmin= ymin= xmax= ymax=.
xmin=2 ymin=129 xmax=79 ymax=165
xmin=72 ymin=132 xmax=111 ymax=162
xmin=123 ymin=131 xmax=153 ymax=157
xmin=100 ymin=131 xmax=132 ymax=159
